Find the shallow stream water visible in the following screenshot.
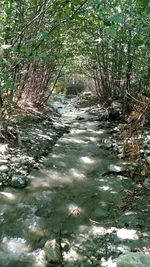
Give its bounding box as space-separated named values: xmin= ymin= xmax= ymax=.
xmin=0 ymin=99 xmax=148 ymax=267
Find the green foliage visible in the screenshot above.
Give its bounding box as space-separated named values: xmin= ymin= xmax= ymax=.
xmin=0 ymin=0 xmax=149 ymax=107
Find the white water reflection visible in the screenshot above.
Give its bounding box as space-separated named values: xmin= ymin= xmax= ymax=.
xmin=0 ymin=192 xmax=17 ymax=201
xmin=80 ymin=156 xmax=96 ymax=164
xmin=116 ymin=229 xmax=139 ymax=240
xmin=69 ymin=168 xmax=86 ymax=180
xmin=2 ymin=237 xmax=31 ymax=253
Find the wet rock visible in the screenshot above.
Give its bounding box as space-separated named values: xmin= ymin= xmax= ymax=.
xmin=44 ymin=239 xmax=62 ymax=263
xmin=0 ymin=144 xmax=9 ymax=154
xmin=61 ymin=241 xmax=70 ymax=252
xmin=108 ymin=109 xmax=121 ymax=121
xmin=10 ymin=175 xmax=28 ymax=188
xmin=104 ymin=143 xmax=113 ymax=149
xmin=0 ymin=159 xmax=8 ymax=165
xmin=108 ymin=164 xmax=125 ymax=173
xmin=111 ymin=101 xmax=122 ymax=110
xmin=143 ymin=178 xmax=150 ymax=190
xmin=117 ymin=252 xmax=150 ymax=267
xmin=0 ymin=165 xmax=9 ymax=172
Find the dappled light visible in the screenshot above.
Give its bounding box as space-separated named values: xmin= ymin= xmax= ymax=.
xmin=116 ymin=229 xmax=139 ymax=240
xmin=2 ymin=237 xmax=31 ymax=253
xmin=101 ymin=257 xmax=116 ymax=267
xmin=68 ymin=168 xmax=86 ymax=180
xmin=80 ymin=156 xmax=96 ymax=164
xmin=98 ymin=185 xmax=111 ymax=191
xmin=91 ymin=226 xmax=109 ymax=236
xmin=64 ymin=248 xmax=80 ymax=262
xmin=60 ymin=136 xmax=89 ymax=144
xmin=0 ymin=192 xmax=17 ymax=201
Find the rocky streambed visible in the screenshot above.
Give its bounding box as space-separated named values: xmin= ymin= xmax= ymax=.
xmin=0 ymin=97 xmax=150 ymax=267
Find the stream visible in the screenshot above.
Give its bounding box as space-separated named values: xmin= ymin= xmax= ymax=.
xmin=0 ymin=98 xmax=149 ymax=267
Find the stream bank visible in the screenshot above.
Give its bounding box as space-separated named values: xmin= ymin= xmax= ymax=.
xmin=0 ymin=106 xmax=69 ymax=188
xmin=0 ymin=96 xmax=149 ymax=267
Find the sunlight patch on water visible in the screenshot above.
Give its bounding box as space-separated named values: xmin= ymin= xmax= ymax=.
xmin=60 ymin=137 xmax=88 ymax=144
xmin=52 ymin=154 xmax=60 ymax=158
xmin=88 ymin=136 xmax=97 ymax=142
xmin=116 ymin=229 xmax=139 ymax=240
xmin=108 ymin=164 xmax=124 ymax=172
xmin=90 ymin=226 xmax=118 ymax=237
xmin=91 ymin=226 xmax=107 ymax=236
xmin=0 ymin=192 xmax=17 ymax=201
xmin=32 ymin=249 xmax=47 ymax=267
xmin=80 ymin=156 xmax=96 ymax=164
xmin=88 ymin=129 xmax=105 ymax=135
xmin=37 ymin=133 xmax=52 ymax=140
xmin=63 ymin=248 xmax=81 ymax=262
xmin=69 ymin=168 xmax=86 ymax=180
xmin=2 ymin=237 xmax=32 ymax=253
xmin=71 ymin=129 xmax=87 ymax=134
xmin=101 ymin=256 xmax=116 ymax=267
xmin=98 ymin=186 xmax=111 ymax=191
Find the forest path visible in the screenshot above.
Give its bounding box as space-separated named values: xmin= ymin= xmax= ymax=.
xmin=0 ymin=97 xmax=148 ymax=267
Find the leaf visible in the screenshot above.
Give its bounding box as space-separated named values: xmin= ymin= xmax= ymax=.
xmin=108 ymin=14 xmax=124 ymax=24
xmin=137 ymin=0 xmax=150 ymax=8
xmin=35 ymin=52 xmax=48 ymax=61
xmin=105 ymin=27 xmax=117 ymax=37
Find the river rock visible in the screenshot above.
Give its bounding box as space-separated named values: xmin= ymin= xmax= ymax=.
xmin=117 ymin=252 xmax=150 ymax=267
xmin=10 ymin=175 xmax=28 ymax=188
xmin=111 ymin=101 xmax=122 ymax=110
xmin=44 ymin=239 xmax=62 ymax=263
xmin=0 ymin=144 xmax=9 ymax=155
xmin=0 ymin=165 xmax=9 ymax=172
xmin=108 ymin=164 xmax=125 ymax=173
xmin=0 ymin=159 xmax=8 ymax=165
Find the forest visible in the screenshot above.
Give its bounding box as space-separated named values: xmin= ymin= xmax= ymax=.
xmin=0 ymin=0 xmax=150 ymax=267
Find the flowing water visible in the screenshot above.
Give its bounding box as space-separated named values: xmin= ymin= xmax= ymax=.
xmin=0 ymin=99 xmax=146 ymax=267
